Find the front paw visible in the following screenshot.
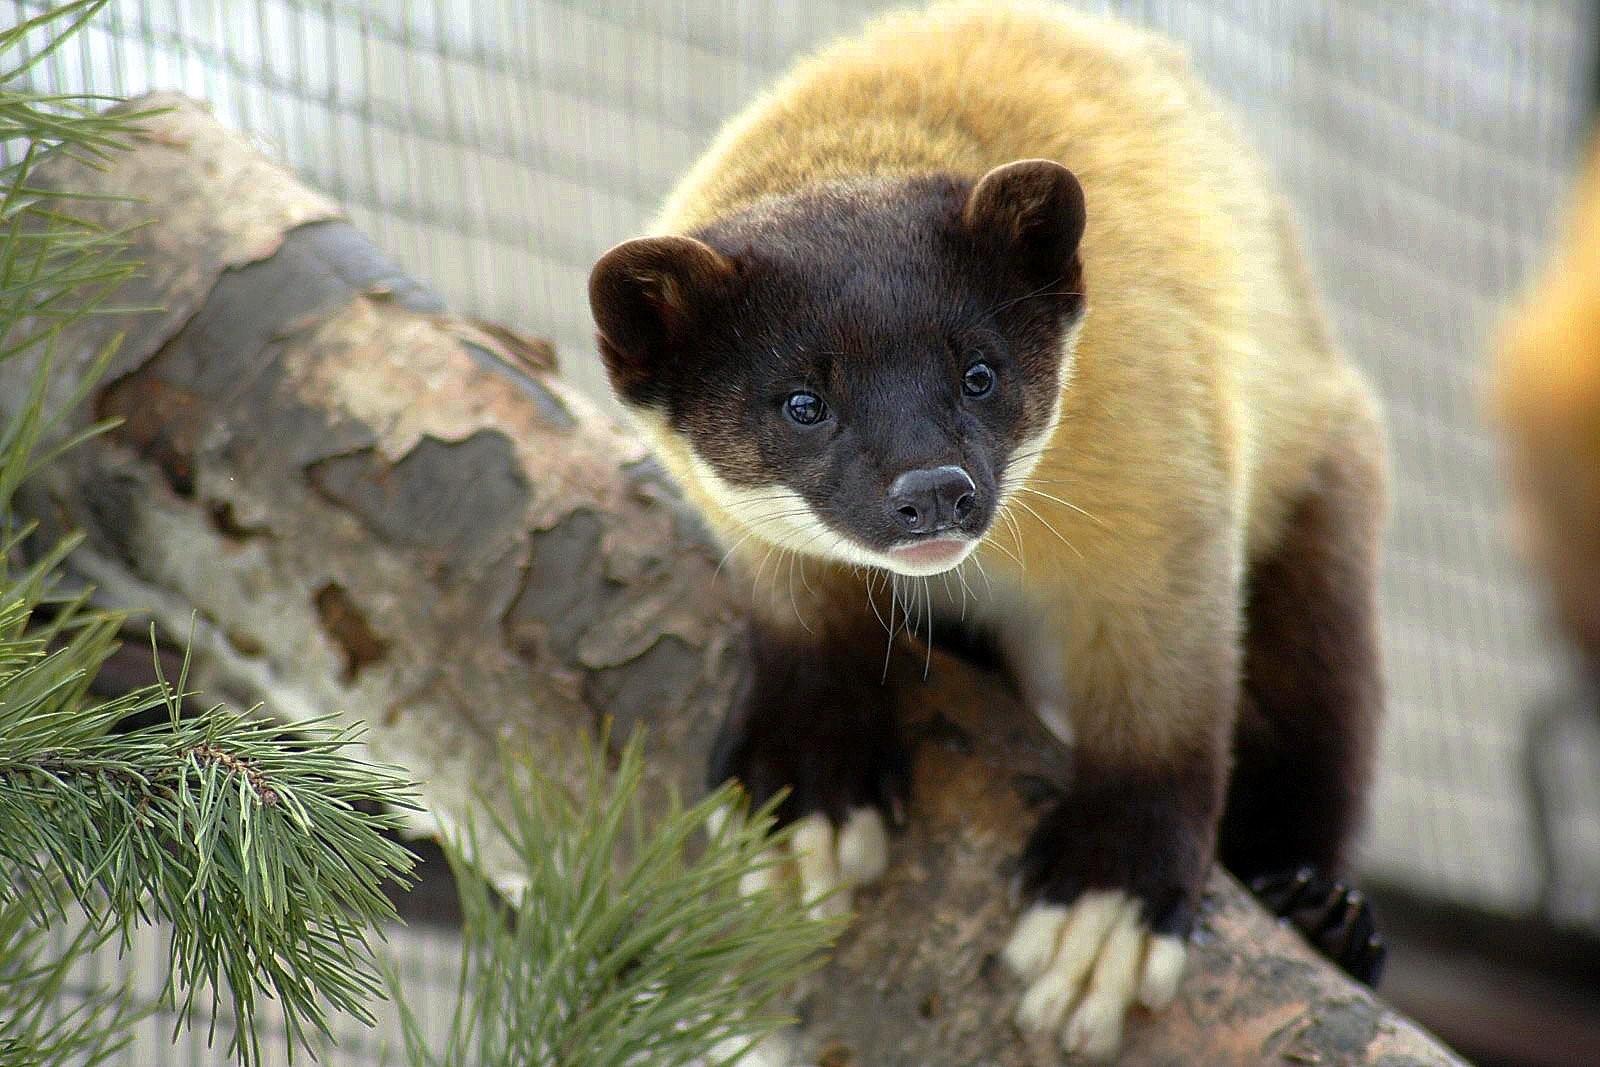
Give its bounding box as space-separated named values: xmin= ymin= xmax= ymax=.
xmin=1004 ymin=791 xmax=1207 ymax=1061
xmin=1004 ymin=893 xmax=1188 ymax=1062
xmin=706 ymin=645 xmax=910 ymax=918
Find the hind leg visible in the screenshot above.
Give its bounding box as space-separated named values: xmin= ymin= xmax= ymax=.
xmin=1220 ymin=431 xmax=1387 ymax=982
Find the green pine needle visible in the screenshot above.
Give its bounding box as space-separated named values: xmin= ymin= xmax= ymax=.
xmin=391 ymin=730 xmax=838 ymax=1067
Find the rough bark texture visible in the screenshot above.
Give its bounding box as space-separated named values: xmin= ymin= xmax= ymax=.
xmin=2 ymin=94 xmax=1467 ymax=1067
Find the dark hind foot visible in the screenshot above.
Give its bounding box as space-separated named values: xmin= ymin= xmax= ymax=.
xmin=1248 ymin=866 xmax=1387 ymax=987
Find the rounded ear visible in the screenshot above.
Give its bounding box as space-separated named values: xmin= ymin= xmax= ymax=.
xmin=588 ymin=235 xmax=736 ymax=406
xmin=963 ymin=159 xmax=1086 ymax=285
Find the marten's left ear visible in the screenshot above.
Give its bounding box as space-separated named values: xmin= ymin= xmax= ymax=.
xmin=963 ymin=159 xmax=1086 ymax=285
xmin=589 ymin=235 xmax=737 ymax=407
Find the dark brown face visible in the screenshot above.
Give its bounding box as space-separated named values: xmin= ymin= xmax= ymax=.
xmin=589 ymin=160 xmax=1086 ymax=575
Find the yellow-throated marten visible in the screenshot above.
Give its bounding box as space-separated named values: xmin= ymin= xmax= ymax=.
xmin=589 ymin=2 xmax=1388 ymax=1057
xmin=1493 ymin=139 xmax=1600 ymax=673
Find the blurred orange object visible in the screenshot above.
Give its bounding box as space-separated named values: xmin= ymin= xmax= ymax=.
xmin=1492 ymin=138 xmax=1600 ymax=669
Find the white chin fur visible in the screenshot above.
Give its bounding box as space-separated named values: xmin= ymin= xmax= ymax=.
xmin=675 ymin=447 xmax=983 ymax=576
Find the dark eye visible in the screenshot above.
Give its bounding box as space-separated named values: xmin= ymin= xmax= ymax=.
xmin=784 ymin=390 xmax=828 ymax=425
xmin=962 ymin=362 xmax=996 ymax=398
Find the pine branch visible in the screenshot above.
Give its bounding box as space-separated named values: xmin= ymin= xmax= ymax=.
xmin=0 ymin=640 xmax=421 ymax=1065
xmin=392 ymin=732 xmax=835 ymax=1067
xmin=2 ymin=7 xmax=422 ymax=1066
xmin=4 ymin=372 xmax=422 ymax=1067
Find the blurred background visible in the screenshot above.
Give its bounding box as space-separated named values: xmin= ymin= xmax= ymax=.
xmin=5 ymin=1 xmax=1600 ymax=1064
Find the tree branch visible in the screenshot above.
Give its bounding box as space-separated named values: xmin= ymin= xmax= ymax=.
xmin=1 ymin=93 xmax=1466 ymax=1067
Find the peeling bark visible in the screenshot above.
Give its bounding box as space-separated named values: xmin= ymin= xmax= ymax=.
xmin=1 ymin=94 xmax=1467 ymax=1067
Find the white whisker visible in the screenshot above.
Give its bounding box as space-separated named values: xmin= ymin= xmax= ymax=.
xmin=866 ymin=567 xmax=891 ymax=635
xmin=882 ymin=574 xmax=901 ymax=681
xmin=954 ymin=558 xmax=973 ymax=618
xmin=1015 ymin=485 xmax=1108 ymax=528
xmin=785 ymin=548 xmax=814 ymax=634
xmin=971 ymin=553 xmax=995 ymax=598
xmin=1012 ymin=496 xmax=1084 ymax=561
xmin=922 ymin=575 xmax=934 ymax=680
xmin=984 ymin=531 xmax=1023 ymax=570
xmin=998 ymin=504 xmax=1028 ymax=570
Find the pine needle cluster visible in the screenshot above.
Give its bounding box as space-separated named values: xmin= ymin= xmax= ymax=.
xmin=3 ymin=4 xmax=418 ymax=1064
xmin=394 ymin=736 xmax=837 ymax=1067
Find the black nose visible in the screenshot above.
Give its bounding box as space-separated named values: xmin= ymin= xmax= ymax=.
xmin=888 ymin=465 xmax=977 ymax=533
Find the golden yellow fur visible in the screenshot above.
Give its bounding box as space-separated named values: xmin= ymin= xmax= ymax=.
xmin=643 ymin=0 xmax=1383 ymax=758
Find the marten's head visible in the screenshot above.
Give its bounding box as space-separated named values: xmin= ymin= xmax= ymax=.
xmin=589 ymin=159 xmax=1086 ymax=577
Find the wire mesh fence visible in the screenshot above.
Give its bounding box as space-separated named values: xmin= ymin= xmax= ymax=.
xmin=6 ymin=0 xmax=1599 ymax=1063
xmin=41 ymin=907 xmax=467 ymax=1067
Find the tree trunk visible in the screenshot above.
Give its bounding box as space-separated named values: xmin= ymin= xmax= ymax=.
xmin=2 ymin=93 xmax=1465 ymax=1067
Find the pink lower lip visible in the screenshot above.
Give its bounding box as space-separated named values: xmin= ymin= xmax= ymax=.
xmin=890 ymin=538 xmax=970 ymax=567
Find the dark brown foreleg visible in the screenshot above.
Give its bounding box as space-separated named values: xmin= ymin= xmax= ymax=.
xmin=1221 ymin=424 xmax=1387 ymax=982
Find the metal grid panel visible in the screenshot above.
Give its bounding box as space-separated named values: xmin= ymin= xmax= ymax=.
xmin=7 ymin=1 xmax=1598 ymax=1061
xmin=44 ymin=913 xmax=467 ymax=1066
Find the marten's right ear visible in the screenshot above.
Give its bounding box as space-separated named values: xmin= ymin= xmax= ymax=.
xmin=589 ymin=236 xmax=737 ymax=407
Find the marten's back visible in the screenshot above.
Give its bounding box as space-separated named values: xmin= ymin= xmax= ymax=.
xmin=659 ymin=0 xmax=1378 ymax=560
